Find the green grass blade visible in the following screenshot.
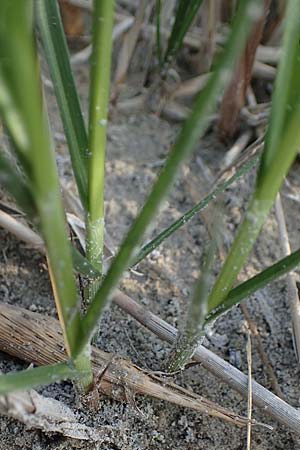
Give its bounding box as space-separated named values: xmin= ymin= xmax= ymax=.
xmin=0 ymin=362 xmax=79 ymax=395
xmin=35 ymin=0 xmax=88 ymax=209
xmin=73 ymin=0 xmax=263 ymax=355
xmin=132 ymin=148 xmax=261 ymax=266
xmin=166 ymin=211 xmax=220 ymax=371
xmin=206 ymin=248 xmax=300 ymax=323
xmin=0 ymin=0 xmax=92 ymax=389
xmin=208 ymin=0 xmax=300 ymax=311
xmin=163 ymin=0 xmax=203 ymax=66
xmin=0 ymin=152 xmax=37 ymax=219
xmin=259 ymin=3 xmax=300 ymax=174
xmin=86 ymin=0 xmax=115 ymax=277
xmin=155 ymin=0 xmax=163 ymax=66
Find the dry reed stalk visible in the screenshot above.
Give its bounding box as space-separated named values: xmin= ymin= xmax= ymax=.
xmin=246 ymin=330 xmax=253 ymax=450
xmin=113 ymin=0 xmax=148 ymax=89
xmin=275 ymin=193 xmax=300 ymax=362
xmin=59 ymin=0 xmax=85 ymax=40
xmin=218 ymin=0 xmax=272 ymax=139
xmin=240 ymin=303 xmax=285 ymax=400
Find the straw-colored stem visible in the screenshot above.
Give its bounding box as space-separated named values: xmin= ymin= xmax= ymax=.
xmin=246 ymin=331 xmax=253 ymax=450
xmin=275 ymin=193 xmax=300 ymax=362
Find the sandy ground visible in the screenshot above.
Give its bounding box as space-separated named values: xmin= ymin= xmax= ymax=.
xmin=1 ymin=62 xmax=300 ymax=449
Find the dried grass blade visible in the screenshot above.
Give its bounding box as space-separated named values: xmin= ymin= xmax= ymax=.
xmin=275 ymin=193 xmax=300 ymax=362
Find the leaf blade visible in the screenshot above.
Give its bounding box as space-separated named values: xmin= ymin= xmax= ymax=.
xmin=0 ymin=362 xmax=78 ymax=395
xmin=163 ymin=0 xmax=204 ymax=66
xmin=35 ymin=0 xmax=89 ymax=209
xmin=206 ymin=249 xmax=300 ymax=323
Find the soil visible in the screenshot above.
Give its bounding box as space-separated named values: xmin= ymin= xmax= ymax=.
xmin=1 ymin=62 xmax=300 ymax=449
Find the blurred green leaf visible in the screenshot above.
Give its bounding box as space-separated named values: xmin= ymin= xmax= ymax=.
xmin=0 ymin=152 xmax=36 ymax=219
xmin=36 ymin=0 xmax=89 ymax=209
xmin=155 ymin=0 xmax=163 ymax=66
xmin=259 ymin=2 xmax=300 ymax=175
xmin=163 ymin=0 xmax=203 ymax=66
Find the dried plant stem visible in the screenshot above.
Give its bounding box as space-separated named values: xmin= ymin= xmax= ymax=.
xmin=70 ymin=16 xmax=134 ymax=65
xmin=0 ymin=210 xmax=43 ymax=251
xmin=223 ymin=130 xmax=252 ymax=169
xmin=246 ymin=330 xmax=252 ymax=450
xmin=113 ymin=0 xmax=147 ymax=89
xmin=0 ymin=303 xmax=254 ymax=428
xmin=218 ymin=0 xmax=271 ymax=139
xmin=275 ymin=193 xmax=300 ymax=362
xmin=112 ymin=291 xmax=300 ymax=435
xmin=240 ymin=304 xmax=284 ymax=400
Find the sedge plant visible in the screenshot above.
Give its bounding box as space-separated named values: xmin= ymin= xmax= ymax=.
xmin=156 ymin=0 xmax=204 ymax=69
xmin=167 ymin=0 xmax=300 ymax=371
xmin=0 ymin=0 xmax=299 ymax=399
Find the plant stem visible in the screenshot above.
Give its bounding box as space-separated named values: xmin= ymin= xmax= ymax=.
xmin=8 ymin=142 xmax=300 ymax=322
xmin=71 ymin=244 xmax=300 ymax=326
xmin=86 ymin=0 xmax=115 ymax=280
xmin=166 ymin=210 xmax=220 ymax=371
xmin=275 ymin=193 xmax=300 ymax=362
